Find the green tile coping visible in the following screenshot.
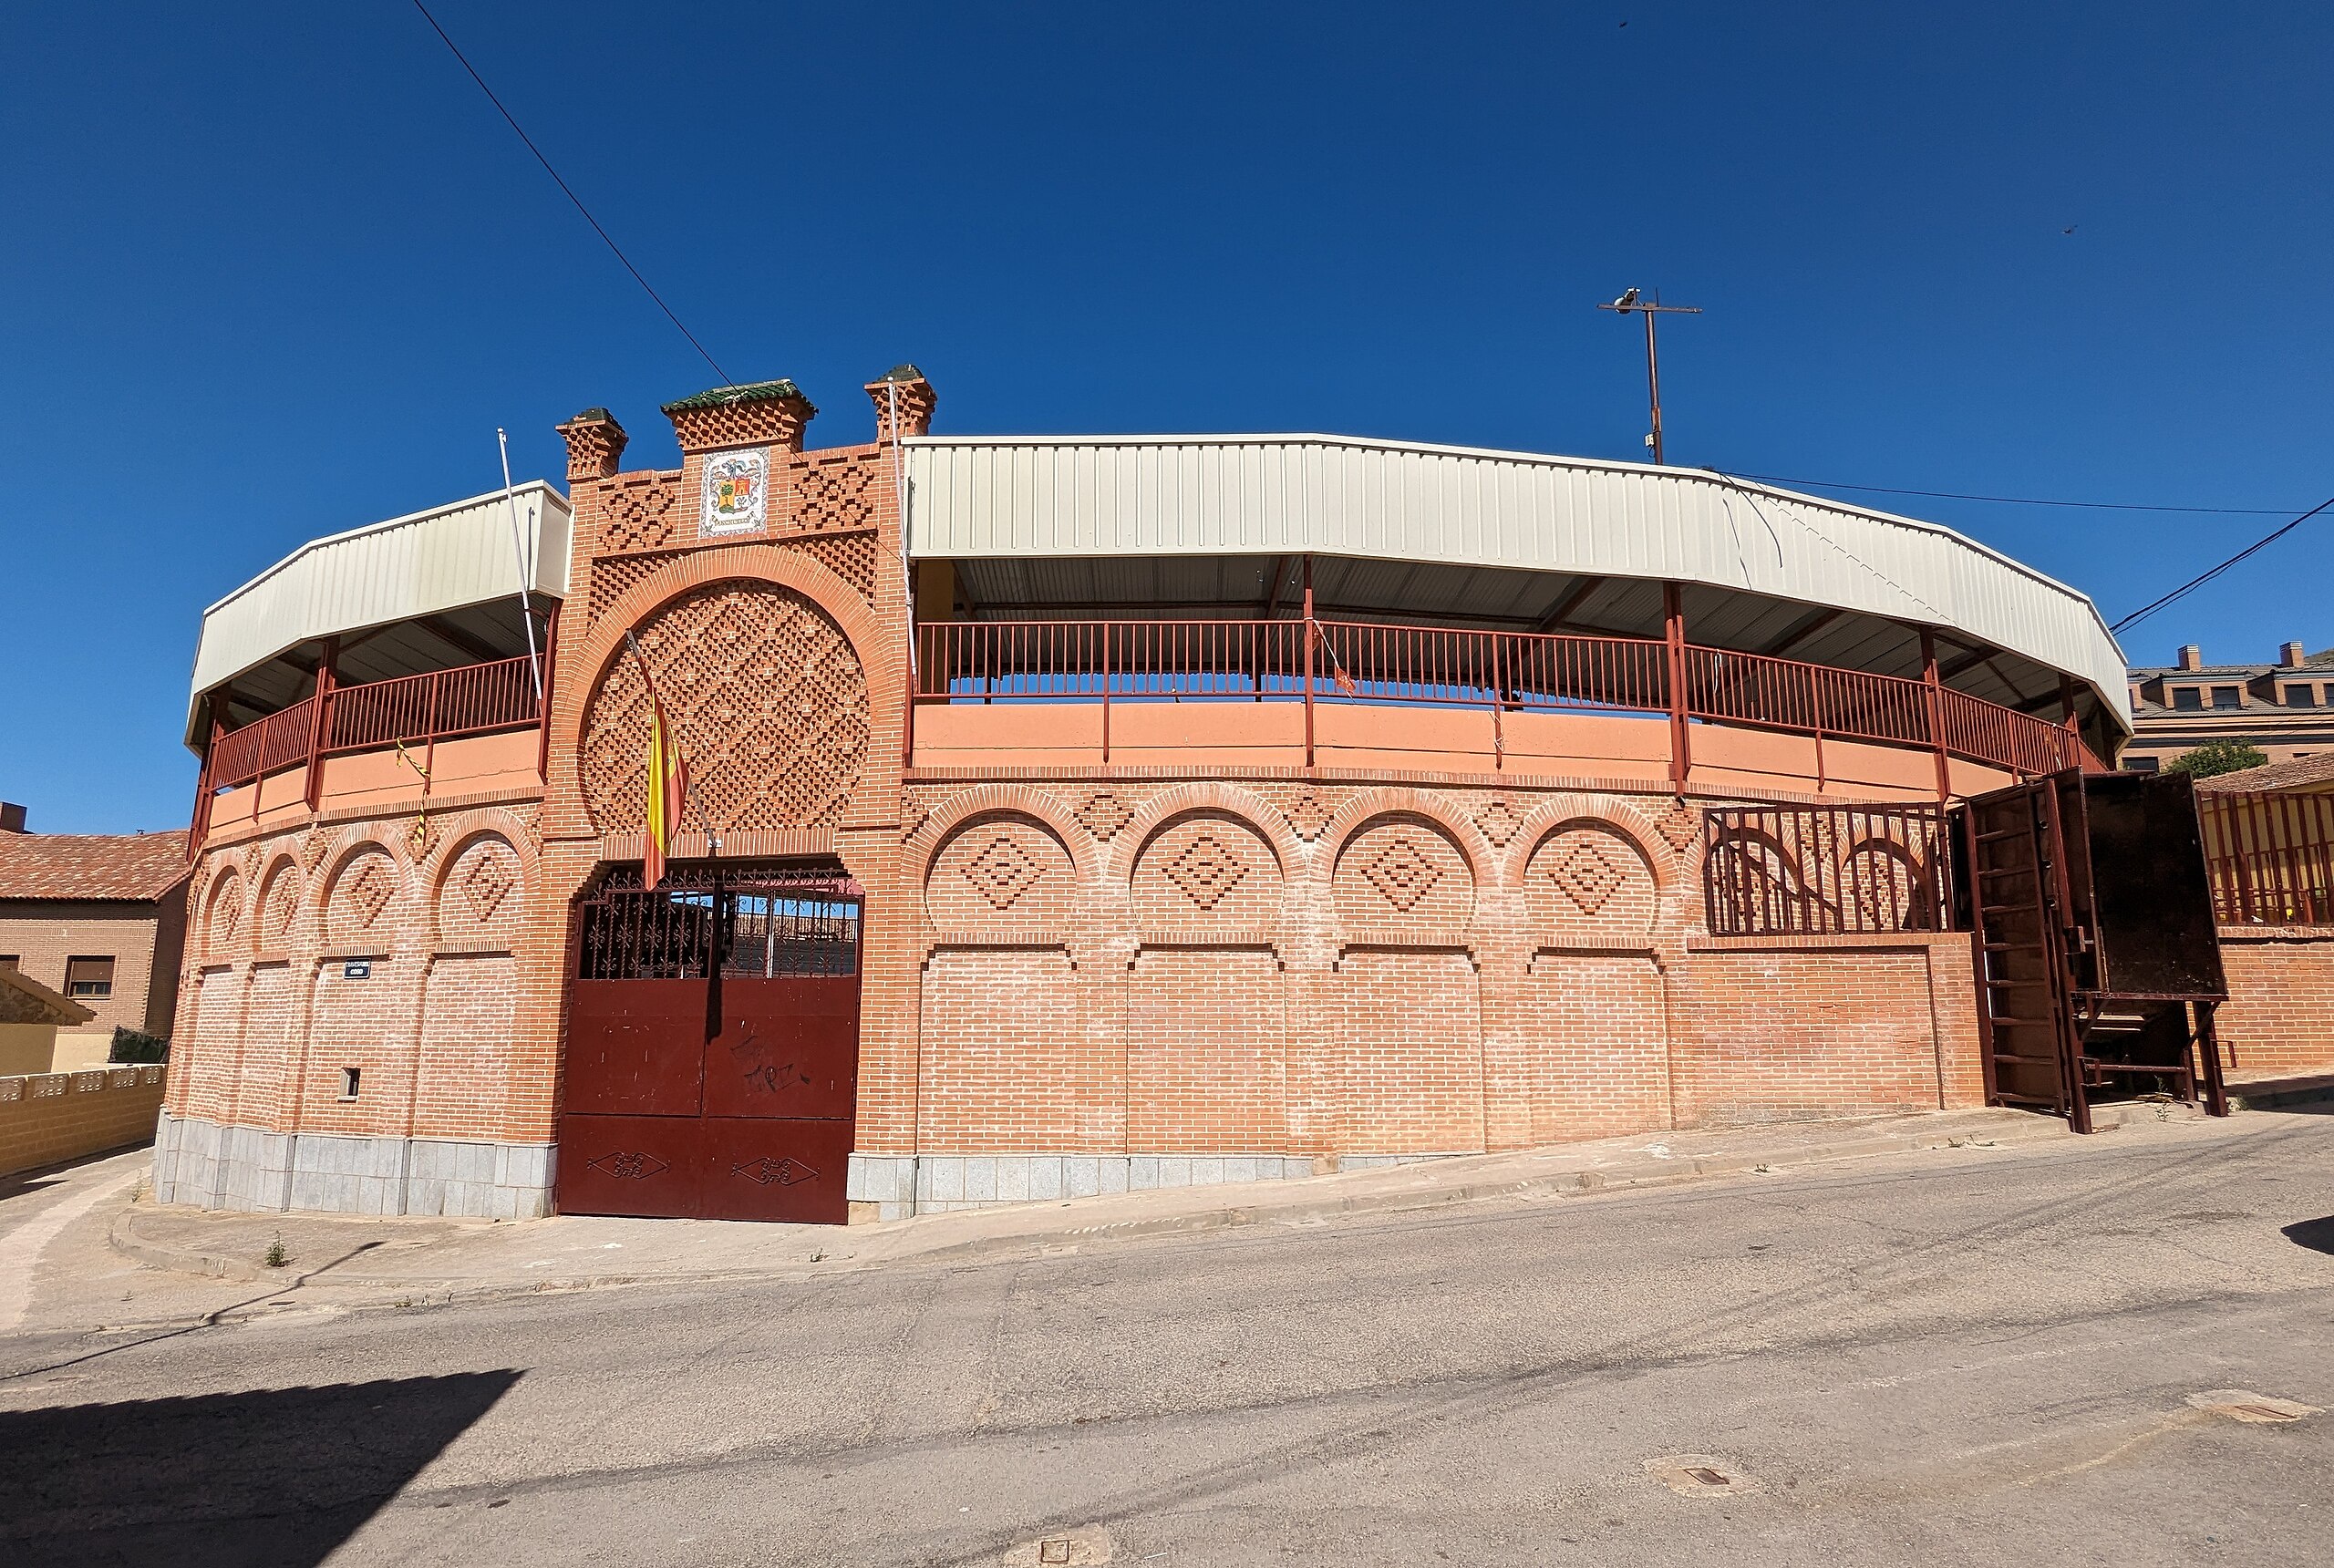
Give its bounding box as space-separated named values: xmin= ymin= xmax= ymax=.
xmin=661 ymin=379 xmax=816 ymax=415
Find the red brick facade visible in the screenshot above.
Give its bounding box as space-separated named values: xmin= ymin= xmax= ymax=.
xmin=162 ymin=373 xmax=1999 ymax=1221
xmin=2215 ymin=928 xmax=2334 ymax=1080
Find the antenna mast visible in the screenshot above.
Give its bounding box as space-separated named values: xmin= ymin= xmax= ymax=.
xmin=1598 ymin=288 xmax=1701 ymax=465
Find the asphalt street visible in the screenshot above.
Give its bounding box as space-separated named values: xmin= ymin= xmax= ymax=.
xmin=4 ymin=1109 xmax=2332 ymax=1567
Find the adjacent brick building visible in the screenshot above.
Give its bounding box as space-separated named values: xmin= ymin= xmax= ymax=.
xmin=156 ymin=369 xmax=2155 ymax=1222
xmin=0 ymin=810 xmax=190 ymax=1073
xmin=2122 ymin=641 xmax=2334 ymax=772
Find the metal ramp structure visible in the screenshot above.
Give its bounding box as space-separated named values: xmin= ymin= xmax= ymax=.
xmin=1960 ymin=770 xmax=2230 ymax=1132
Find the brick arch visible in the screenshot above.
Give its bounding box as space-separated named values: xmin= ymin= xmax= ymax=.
xmin=1502 ymin=797 xmax=1673 ymax=894
xmin=253 ymin=852 xmax=305 ymax=952
xmin=921 ymin=808 xmax=1082 ymax=931
xmin=201 ymin=862 xmax=247 ymax=962
xmin=1320 ymin=787 xmax=1492 ymax=889
xmin=1107 ymin=782 xmax=1300 ymax=885
xmin=573 ymin=577 xmax=872 ymax=836
xmin=906 ymin=785 xmax=1099 ymax=888
xmin=551 ymin=542 xmax=892 ymax=789
xmin=320 ymin=833 xmax=420 ymax=956
xmin=429 ymin=812 xmax=540 ymax=949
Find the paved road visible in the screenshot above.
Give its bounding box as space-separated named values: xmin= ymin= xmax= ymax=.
xmin=5 ymin=1110 xmax=2332 ymax=1567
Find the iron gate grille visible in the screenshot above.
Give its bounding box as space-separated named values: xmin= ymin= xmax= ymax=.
xmin=578 ymin=861 xmax=863 ymax=980
xmin=1703 ymin=804 xmax=1957 ymax=936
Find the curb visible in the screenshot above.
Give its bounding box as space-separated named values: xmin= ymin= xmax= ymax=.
xmin=107 ymin=1111 xmax=2084 ymax=1312
xmin=2226 ymin=1078 xmax=2334 ymax=1113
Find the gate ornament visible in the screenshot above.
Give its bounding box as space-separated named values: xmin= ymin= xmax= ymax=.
xmin=732 ymin=1157 xmax=818 ymax=1187
xmin=588 ymin=1150 xmax=670 ymax=1181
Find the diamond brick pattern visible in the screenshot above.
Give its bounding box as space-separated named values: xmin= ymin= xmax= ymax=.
xmin=1284 ymin=788 xmax=1332 ymax=841
xmin=1655 ymin=802 xmax=1700 ymax=853
xmin=207 ymin=870 xmax=243 ymax=957
xmin=1549 ymin=838 xmax=1627 ymax=914
xmin=1475 ymin=798 xmax=1523 ymax=848
xmin=791 ymin=457 xmax=876 ymax=532
xmin=784 ymin=531 xmax=877 ymax=603
xmin=341 ymin=856 xmax=397 ymax=930
xmin=459 ymin=844 xmax=517 ymax=923
xmin=1075 ymin=791 xmax=1136 ymax=841
xmin=962 ymin=834 xmax=1044 ymax=911
xmin=1162 ymin=834 xmax=1248 ymax=911
xmin=1364 ymin=837 xmax=1441 ymax=913
xmin=581 ymin=582 xmax=869 ymax=835
xmin=262 ymin=866 xmax=301 ymax=945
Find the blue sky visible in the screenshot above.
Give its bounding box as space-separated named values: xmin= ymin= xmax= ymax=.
xmin=4 ymin=2 xmax=2329 ymax=831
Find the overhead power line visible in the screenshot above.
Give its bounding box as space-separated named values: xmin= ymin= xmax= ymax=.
xmin=2108 ymin=494 xmax=2334 ymax=635
xmin=409 ymin=0 xmax=733 ymax=387
xmin=1735 ymin=472 xmax=2296 ymax=517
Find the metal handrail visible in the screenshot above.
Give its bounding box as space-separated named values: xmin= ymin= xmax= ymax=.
xmin=204 ymin=655 xmax=542 ymax=792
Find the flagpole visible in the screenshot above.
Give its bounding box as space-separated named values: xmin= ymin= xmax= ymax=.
xmin=499 ymin=428 xmax=545 ymax=702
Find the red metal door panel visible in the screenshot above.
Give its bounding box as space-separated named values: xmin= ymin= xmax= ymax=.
xmin=563 ymin=980 xmax=707 ymax=1117
xmin=693 ymin=1116 xmax=854 ymax=1223
xmin=555 ymin=1113 xmax=710 ymax=1219
xmin=700 ymin=977 xmax=861 ymax=1120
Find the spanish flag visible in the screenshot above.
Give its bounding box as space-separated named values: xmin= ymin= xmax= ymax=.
xmin=627 ymin=634 xmax=689 ymax=892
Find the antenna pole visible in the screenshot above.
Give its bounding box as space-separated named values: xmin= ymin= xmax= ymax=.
xmin=498 ymin=428 xmax=545 ymax=702
xmin=1600 ymin=291 xmax=1702 ymax=466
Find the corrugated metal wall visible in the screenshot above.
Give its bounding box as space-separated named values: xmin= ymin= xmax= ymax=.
xmin=905 ymin=436 xmax=2130 ymax=723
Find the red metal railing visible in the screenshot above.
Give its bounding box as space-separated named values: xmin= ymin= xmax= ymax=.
xmin=914 ymin=616 xmax=2103 ymax=781
xmin=2199 ymin=788 xmax=2334 ymax=926
xmin=202 ymin=655 xmax=544 ymax=794
xmin=1703 ymin=803 xmax=1957 ymax=935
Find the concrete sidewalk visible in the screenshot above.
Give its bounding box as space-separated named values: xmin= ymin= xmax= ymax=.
xmin=103 ymin=1103 xmax=2191 ymax=1312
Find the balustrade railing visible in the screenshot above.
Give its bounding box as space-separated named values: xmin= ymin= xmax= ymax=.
xmin=914 ymin=616 xmax=2102 ymax=782
xmin=201 ymin=655 xmax=545 ymax=796
xmin=1703 ymin=803 xmax=1957 ymax=936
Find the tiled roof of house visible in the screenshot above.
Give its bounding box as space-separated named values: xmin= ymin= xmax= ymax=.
xmin=2193 ymin=752 xmax=2334 ymax=793
xmin=0 ymin=966 xmax=96 ymax=1026
xmin=0 ymin=830 xmax=191 ymax=901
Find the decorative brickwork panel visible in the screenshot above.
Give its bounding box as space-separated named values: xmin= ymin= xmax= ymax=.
xmin=1523 ymin=824 xmax=1658 ymax=942
xmin=596 ymin=473 xmax=680 ymax=554
xmin=916 ymin=947 xmax=1113 ymax=1151
xmin=1282 ymin=787 xmax=1333 ymax=842
xmin=1334 ymin=817 xmax=1474 ymax=929
xmin=326 ymin=850 xmax=402 ymax=949
xmin=1330 ymin=949 xmax=1484 ymax=1152
xmin=1131 ymin=814 xmax=1282 ymax=930
xmin=1510 ymin=954 xmax=1669 ymax=1142
xmin=1474 ymin=797 xmax=1525 ymax=849
xmin=924 ymin=816 xmax=1077 ymax=928
xmin=439 ymin=834 xmax=523 ymax=952
xmin=204 ymin=868 xmax=244 ymax=962
xmin=781 ymin=531 xmax=877 ymax=604
xmin=788 ymin=454 xmax=878 ymax=532
xmin=412 ymin=953 xmax=517 ymax=1143
xmin=580 ymin=581 xmax=869 ymax=836
xmin=586 ymin=550 xmax=687 ymax=622
xmin=1127 ymin=948 xmax=1287 ymax=1151
xmin=1074 ymin=791 xmax=1137 ymax=842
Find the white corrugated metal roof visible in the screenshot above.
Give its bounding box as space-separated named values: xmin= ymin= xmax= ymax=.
xmin=904 ymin=435 xmax=2133 ymax=729
xmin=188 ymin=483 xmax=572 ymax=734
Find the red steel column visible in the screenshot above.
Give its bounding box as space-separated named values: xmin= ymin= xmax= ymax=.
xmin=302 ymin=636 xmax=338 ymax=813
xmin=1663 ymin=583 xmax=1689 ymax=795
xmin=1921 ymin=630 xmax=1951 ymax=802
xmin=1302 ymin=556 xmax=1317 ymax=770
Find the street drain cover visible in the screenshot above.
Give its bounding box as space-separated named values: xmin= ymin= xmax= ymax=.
xmin=1645 ymin=1454 xmax=1761 ymax=1497
xmin=2186 ymin=1389 xmax=2320 ymax=1424
xmin=1000 ymin=1525 xmax=1113 ymax=1565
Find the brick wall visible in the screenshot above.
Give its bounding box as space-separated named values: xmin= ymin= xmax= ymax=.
xmin=0 ymin=1066 xmax=166 ymax=1178
xmin=2217 ymin=928 xmax=2334 ymax=1080
xmin=0 ymin=899 xmax=175 ymax=1040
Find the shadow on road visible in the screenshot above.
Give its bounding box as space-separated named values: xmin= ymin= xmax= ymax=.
xmin=0 ymin=1369 xmax=522 ymax=1566
xmin=2283 ymin=1216 xmax=2334 ymax=1255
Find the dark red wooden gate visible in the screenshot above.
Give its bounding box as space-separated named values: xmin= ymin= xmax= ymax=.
xmin=556 ymin=863 xmax=861 ymax=1223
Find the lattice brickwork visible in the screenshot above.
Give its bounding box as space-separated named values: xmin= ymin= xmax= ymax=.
xmin=788 ymin=454 xmax=879 ymax=532
xmin=781 ymin=531 xmax=878 ymax=603
xmin=596 ymin=473 xmax=681 ymax=554
xmin=580 ymin=582 xmax=870 ymax=835
xmin=670 ymin=399 xmax=810 ymax=454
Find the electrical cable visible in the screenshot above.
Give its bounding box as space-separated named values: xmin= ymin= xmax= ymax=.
xmin=1734 ymin=472 xmax=2294 ymax=517
xmin=2107 ymin=494 xmax=2334 ymax=634
xmin=409 ymin=1 xmax=733 ymax=386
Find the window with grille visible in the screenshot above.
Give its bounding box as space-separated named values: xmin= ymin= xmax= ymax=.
xmin=64 ymin=956 xmax=114 ymax=998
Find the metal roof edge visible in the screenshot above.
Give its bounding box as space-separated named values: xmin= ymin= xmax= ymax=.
xmin=903 ymin=433 xmax=2123 ymax=654
xmin=200 ymin=480 xmax=573 ymax=618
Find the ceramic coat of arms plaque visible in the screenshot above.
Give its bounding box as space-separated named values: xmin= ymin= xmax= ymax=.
xmin=701 ymin=448 xmax=769 ymax=536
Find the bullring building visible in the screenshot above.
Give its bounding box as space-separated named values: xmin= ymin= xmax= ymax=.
xmin=154 ymin=368 xmax=2134 ymax=1223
